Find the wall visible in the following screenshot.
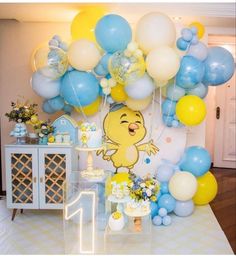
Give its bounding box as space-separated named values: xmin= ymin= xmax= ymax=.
xmin=0 ymin=20 xmax=70 ymax=190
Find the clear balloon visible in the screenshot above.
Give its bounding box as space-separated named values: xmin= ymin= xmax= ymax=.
xmin=186 ymin=82 xmax=208 ymax=99
xmin=135 ymin=12 xmax=176 ymax=54
xmin=167 ymin=84 xmax=186 ymax=101
xmin=95 ymin=14 xmax=132 ymax=53
xmin=146 ymin=46 xmax=180 ymax=81
xmin=187 ymin=41 xmax=208 ymax=61
xmin=33 ymin=46 xmax=68 ymax=79
xmin=60 ymin=70 xmax=99 ymax=107
xmin=174 ymin=200 xmax=194 ymax=217
xmin=125 ymin=73 xmax=155 ymax=100
xmin=68 ymin=39 xmax=101 ymax=71
xmin=109 ymin=51 xmax=146 ymax=85
xmin=176 ymin=56 xmax=205 ymax=89
xmin=31 ymin=71 xmax=61 ymax=99
xmin=203 ymin=46 xmax=235 ymax=86
xmin=126 ymin=95 xmax=152 ymax=111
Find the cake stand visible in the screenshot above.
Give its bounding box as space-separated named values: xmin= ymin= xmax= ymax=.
xmin=75 ymin=146 xmax=106 ymax=182
xmin=108 ymin=195 xmax=131 ymax=213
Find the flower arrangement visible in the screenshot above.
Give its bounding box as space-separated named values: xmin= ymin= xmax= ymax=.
xmin=33 ymin=120 xmax=54 ymax=138
xmin=5 ymin=100 xmax=38 ymax=123
xmin=128 ymin=173 xmax=160 ymax=202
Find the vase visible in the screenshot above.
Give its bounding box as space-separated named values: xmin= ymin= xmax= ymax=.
xmin=13 ymin=123 xmax=27 ymax=144
xmin=39 ymin=136 xmax=48 ymax=145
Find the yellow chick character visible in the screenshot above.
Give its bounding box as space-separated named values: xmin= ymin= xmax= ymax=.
xmin=97 ymin=104 xmax=159 ymax=173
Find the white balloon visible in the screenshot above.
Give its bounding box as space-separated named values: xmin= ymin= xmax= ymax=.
xmin=187 ymin=42 xmax=208 ymax=61
xmin=169 ymin=171 xmax=197 ymax=201
xmin=125 ymin=73 xmax=155 ymax=99
xmin=31 ymin=71 xmax=61 ymax=99
xmin=136 ymin=12 xmax=176 ymax=54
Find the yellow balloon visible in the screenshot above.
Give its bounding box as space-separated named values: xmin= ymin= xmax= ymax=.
xmin=71 ymin=6 xmax=106 ymax=42
xmin=111 ymin=83 xmax=128 ymax=102
xmin=126 ymin=95 xmax=153 ymax=111
xmin=106 ymin=172 xmax=130 ymax=196
xmin=75 ymin=97 xmax=101 ymax=116
xmin=176 ymin=95 xmax=206 ymax=126
xmin=189 ymin=22 xmax=205 ymax=39
xmin=193 ymin=171 xmax=218 ymax=205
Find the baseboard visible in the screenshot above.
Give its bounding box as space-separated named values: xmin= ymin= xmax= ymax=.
xmin=0 ymin=190 xmax=6 ymax=196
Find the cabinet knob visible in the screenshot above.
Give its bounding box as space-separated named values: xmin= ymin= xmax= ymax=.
xmin=33 ymin=177 xmax=37 ymax=183
xmin=40 ymin=177 xmax=44 ymax=183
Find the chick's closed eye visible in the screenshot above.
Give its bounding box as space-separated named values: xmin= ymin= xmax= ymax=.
xmin=120 ymin=120 xmax=128 ymax=124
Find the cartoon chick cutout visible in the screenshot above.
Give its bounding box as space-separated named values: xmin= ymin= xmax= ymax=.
xmin=97 ymin=104 xmax=159 ymax=172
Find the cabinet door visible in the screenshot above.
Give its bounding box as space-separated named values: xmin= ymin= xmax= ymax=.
xmin=5 ymin=147 xmax=39 ymax=209
xmin=38 ymin=148 xmax=71 ymax=209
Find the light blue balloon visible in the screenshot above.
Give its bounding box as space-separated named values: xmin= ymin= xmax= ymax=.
xmin=174 ymin=200 xmax=194 ymax=217
xmin=162 ymin=114 xmax=174 ymax=127
xmin=158 ymin=194 xmax=176 ymax=213
xmin=176 ymin=37 xmax=189 ymax=51
xmin=94 ymin=53 xmax=112 ymax=76
xmin=42 ymin=100 xmax=56 ymax=114
xmin=190 ymin=27 xmax=197 ymax=35
xmin=150 ymin=201 xmax=159 ymax=219
xmin=160 ymin=182 xmax=169 ymax=194
xmin=162 ymin=99 xmax=176 ymax=115
xmin=63 ymin=104 xmax=73 ymax=114
xmin=187 ymin=42 xmax=208 ymax=61
xmin=191 ymin=35 xmax=199 ymax=45
xmin=48 ymin=95 xmax=65 ymax=111
xmin=181 ymin=28 xmax=193 ymax=42
xmin=203 ymin=46 xmax=235 ymax=86
xmin=61 ymin=70 xmax=99 ymax=107
xmin=125 ymin=73 xmax=155 ymax=100
xmin=172 ymin=119 xmax=180 ymax=128
xmin=186 ymin=82 xmax=208 ymax=98
xmin=152 ymin=215 xmax=162 ymax=226
xmin=176 ymin=56 xmax=205 ymax=89
xmin=162 ymin=215 xmax=172 ymax=226
xmin=179 ymin=146 xmax=211 ymax=177
xmin=95 ymin=14 xmax=132 ymax=53
xmin=158 ymin=207 xmax=168 ymax=217
xmin=167 ymin=84 xmax=186 ymax=101
xmin=156 ymin=164 xmax=174 ymax=182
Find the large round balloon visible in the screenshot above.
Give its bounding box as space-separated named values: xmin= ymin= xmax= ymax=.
xmin=33 ymin=46 xmax=68 ymax=79
xmin=42 ymin=100 xmax=56 ymax=114
xmin=109 ymin=51 xmax=145 ymax=85
xmin=125 ymin=73 xmax=155 ymax=100
xmin=126 ymin=95 xmax=152 ymax=111
xmin=158 ymin=194 xmax=176 ymax=213
xmin=169 ymin=171 xmax=197 ymax=201
xmin=71 ymin=6 xmax=106 ymax=42
xmin=95 ymin=14 xmax=132 ymax=53
xmin=68 ymin=39 xmax=101 ymax=71
xmin=75 ymin=97 xmax=101 ymax=116
xmin=111 ymin=83 xmax=128 ymax=102
xmin=156 ymin=164 xmax=174 ymax=182
xmin=176 ymin=56 xmax=205 ymax=89
xmin=60 ymin=70 xmax=99 ymax=107
xmin=146 ymin=46 xmax=180 ymax=81
xmin=176 ymin=95 xmax=206 ymax=126
xmin=187 ymin=42 xmax=208 ymax=61
xmin=203 ymin=47 xmax=235 ymax=86
xmin=135 ymin=12 xmax=176 ymax=54
xmin=174 ymin=200 xmax=194 ymax=217
xmin=193 ymin=171 xmax=218 ymax=205
xmin=47 ymin=95 xmax=65 ymax=111
xmin=179 ymin=146 xmax=211 ymax=177
xmin=31 ymin=71 xmax=61 ymax=99
xmin=186 ymin=82 xmax=208 ymax=99
xmin=167 ymin=84 xmax=186 ymax=102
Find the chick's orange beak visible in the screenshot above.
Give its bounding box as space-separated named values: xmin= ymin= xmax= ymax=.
xmin=128 ymin=123 xmax=139 ymax=136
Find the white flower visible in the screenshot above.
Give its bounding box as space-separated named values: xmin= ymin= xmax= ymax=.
xmin=149 ymin=185 xmax=154 ymax=190
xmin=146 ymin=189 xmax=152 ymax=197
xmin=41 ymin=125 xmax=47 ymax=129
xmin=17 ymin=119 xmax=22 ymax=123
xmin=140 ymin=183 xmax=145 ymax=188
xmin=39 ymin=133 xmax=44 ymax=138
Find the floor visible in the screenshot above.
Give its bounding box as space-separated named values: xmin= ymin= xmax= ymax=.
xmin=210 ymin=168 xmax=236 ymax=253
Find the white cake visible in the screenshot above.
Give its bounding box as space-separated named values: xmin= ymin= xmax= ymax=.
xmin=78 ymin=122 xmax=103 ymax=148
xmin=111 ymin=181 xmax=129 ymax=199
xmin=125 ymin=200 xmax=151 ymax=217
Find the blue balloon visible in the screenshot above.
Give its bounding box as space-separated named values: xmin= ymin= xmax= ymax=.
xmin=203 ymin=46 xmax=235 ymax=86
xmin=152 ymin=215 xmax=162 ymax=226
xmin=42 ymin=100 xmax=56 ymax=114
xmin=63 ymin=104 xmax=73 ymax=114
xmin=158 ymin=194 xmax=176 ymax=213
xmin=156 ymin=164 xmax=174 ymax=182
xmin=162 ymin=215 xmax=172 ymax=226
xmin=176 ymin=56 xmax=205 ymax=89
xmin=61 ymin=70 xmax=99 ymax=107
xmin=158 ymin=207 xmax=168 ymax=217
xmin=47 ymin=95 xmax=65 ymax=111
xmin=156 ymin=191 xmax=162 ymax=201
xmin=162 ymin=99 xmax=176 ymax=115
xmin=167 ymin=84 xmax=186 ymax=101
xmin=172 ymin=119 xmax=180 ymax=128
xmin=181 ymin=28 xmax=193 ymax=42
xmin=174 ymin=200 xmax=194 ymax=217
xmin=94 ymin=53 xmax=112 ymax=76
xmin=191 ymin=35 xmax=199 ymax=45
xmin=179 ymin=146 xmax=211 ymax=177
xmin=95 ymin=14 xmax=132 ymax=53
xmin=176 ymin=38 xmax=189 ymax=51
xmin=162 ymin=114 xmax=174 ymax=127
xmin=161 ymin=182 xmax=169 ymax=194
xmin=150 ymin=201 xmax=159 ymax=219
xmin=186 ymin=82 xmax=208 ymax=98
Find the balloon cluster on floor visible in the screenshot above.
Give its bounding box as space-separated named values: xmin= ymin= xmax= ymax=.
xmin=151 ymin=146 xmax=218 ymax=226
xmin=30 ymin=8 xmax=235 ymax=128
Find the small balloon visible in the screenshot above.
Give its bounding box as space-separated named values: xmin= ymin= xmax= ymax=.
xmin=156 ymin=164 xmax=174 ymax=183
xmin=187 ymin=42 xmax=208 ymax=61
xmin=47 ymin=95 xmax=65 ymax=111
xmin=176 ymin=37 xmax=189 ymax=51
xmin=158 ymin=194 xmax=176 ymax=213
xmin=167 ymin=84 xmax=186 ymax=102
xmin=110 ymin=83 xmax=128 ymax=102
xmin=181 ymin=28 xmax=193 ymax=42
xmin=189 ymin=22 xmax=205 ymax=39
xmin=186 ymin=82 xmax=208 ymax=99
xmin=174 ymin=200 xmax=194 ymax=217
xmin=162 ymin=99 xmax=176 ymax=116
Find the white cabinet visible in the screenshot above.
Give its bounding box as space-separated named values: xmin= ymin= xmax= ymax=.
xmin=5 ymin=144 xmax=78 ymax=216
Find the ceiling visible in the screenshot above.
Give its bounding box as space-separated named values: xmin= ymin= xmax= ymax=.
xmin=0 ymin=3 xmax=235 ymax=28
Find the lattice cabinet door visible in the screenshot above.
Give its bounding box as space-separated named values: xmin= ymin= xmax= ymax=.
xmin=38 ymin=148 xmax=71 ymax=209
xmin=5 ymin=147 xmax=39 ymax=209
